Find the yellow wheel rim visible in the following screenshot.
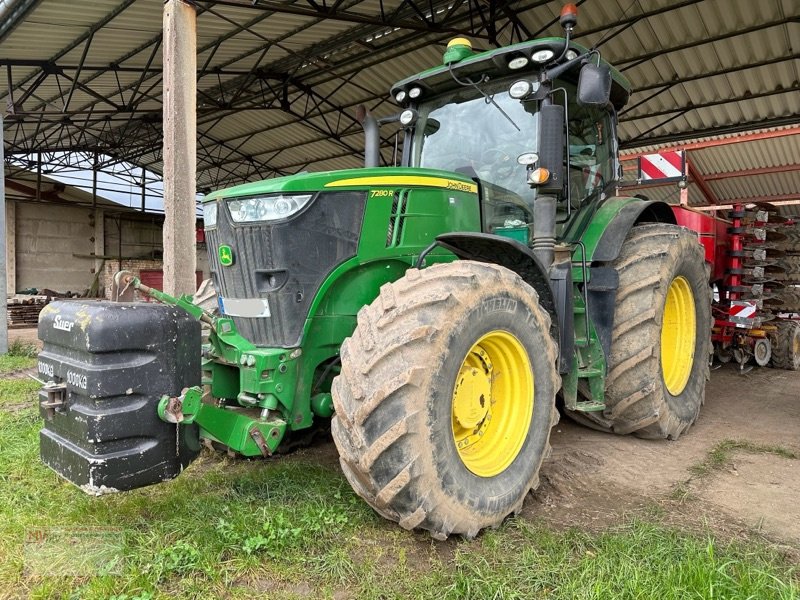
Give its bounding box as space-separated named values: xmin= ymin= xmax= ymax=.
xmin=660 ymin=276 xmax=697 ymax=396
xmin=452 ymin=330 xmax=533 ymax=477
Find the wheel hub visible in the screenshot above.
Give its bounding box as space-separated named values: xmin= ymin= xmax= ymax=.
xmin=754 ymin=338 xmax=771 ymax=367
xmin=452 ymin=331 xmax=534 ymax=478
xmin=453 ymin=365 xmax=491 ymax=429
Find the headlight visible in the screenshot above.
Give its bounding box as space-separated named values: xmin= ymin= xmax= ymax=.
xmin=531 ymin=48 xmax=555 ymax=63
xmin=408 ymin=86 xmax=422 ymax=99
xmin=227 ymin=194 xmax=314 ymax=223
xmin=507 ymin=55 xmax=529 ymax=70
xmin=203 ymin=202 xmax=217 ymax=228
xmin=399 ymin=109 xmax=417 ymax=126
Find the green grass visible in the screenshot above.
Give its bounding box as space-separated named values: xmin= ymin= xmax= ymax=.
xmin=0 ymin=339 xmax=38 ymax=375
xmin=689 ymin=439 xmax=798 ymax=478
xmin=1 ymin=379 xmax=798 ymax=599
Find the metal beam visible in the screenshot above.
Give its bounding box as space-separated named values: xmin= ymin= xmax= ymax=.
xmin=702 ymin=164 xmax=800 ymax=181
xmin=692 ymin=195 xmax=800 ymax=210
xmin=199 ymin=0 xmax=482 ymax=36
xmin=620 ymin=125 xmax=800 ymax=158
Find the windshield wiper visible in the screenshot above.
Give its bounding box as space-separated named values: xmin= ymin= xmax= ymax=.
xmin=448 ymin=65 xmax=521 ymax=133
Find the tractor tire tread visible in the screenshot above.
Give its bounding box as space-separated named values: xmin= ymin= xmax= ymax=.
xmin=331 ymin=261 xmax=559 ymax=539
xmin=573 ymin=224 xmax=712 ymax=440
xmin=770 ymin=320 xmax=800 ymax=370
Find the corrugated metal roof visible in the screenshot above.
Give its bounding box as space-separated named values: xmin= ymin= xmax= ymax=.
xmin=620 ymin=125 xmax=800 ymax=216
xmin=1 ymin=0 xmax=798 ymax=203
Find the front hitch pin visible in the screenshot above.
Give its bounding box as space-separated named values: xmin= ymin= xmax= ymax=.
xmin=162 ymin=396 xmax=185 ymax=424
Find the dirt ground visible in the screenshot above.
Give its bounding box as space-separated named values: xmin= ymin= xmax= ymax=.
xmin=289 ymin=361 xmax=800 ymax=550
xmin=533 ymin=365 xmax=800 ymax=547
xmin=8 ymin=327 xmax=41 ymax=348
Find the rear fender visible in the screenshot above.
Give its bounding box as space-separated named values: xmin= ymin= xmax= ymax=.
xmin=580 ymin=197 xmax=676 ymax=263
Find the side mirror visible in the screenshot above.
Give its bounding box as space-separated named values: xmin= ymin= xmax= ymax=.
xmin=423 ymin=117 xmax=441 ymax=136
xmin=577 ymin=63 xmax=611 ymax=107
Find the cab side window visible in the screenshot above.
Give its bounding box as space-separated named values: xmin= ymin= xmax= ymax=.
xmin=567 ymin=106 xmax=614 ymax=205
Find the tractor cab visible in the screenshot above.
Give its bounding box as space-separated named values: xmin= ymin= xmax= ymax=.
xmin=385 ymin=27 xmax=630 ymax=245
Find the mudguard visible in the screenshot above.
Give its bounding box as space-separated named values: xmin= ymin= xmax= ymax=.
xmin=434 ymin=232 xmax=555 ymax=314
xmin=578 ymin=197 xmax=676 ymax=264
xmin=577 ymin=197 xmax=676 ymax=360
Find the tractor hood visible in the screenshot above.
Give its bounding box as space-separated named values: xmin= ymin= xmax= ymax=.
xmin=202 ymin=166 xmax=480 ymax=348
xmin=203 ymin=167 xmax=479 ymax=202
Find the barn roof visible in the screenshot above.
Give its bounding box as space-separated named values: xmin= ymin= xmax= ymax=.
xmin=1 ymin=0 xmax=797 ymax=206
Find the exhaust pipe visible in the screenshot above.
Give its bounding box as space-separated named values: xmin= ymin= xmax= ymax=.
xmin=356 ymin=104 xmax=380 ymax=168
xmin=532 ymin=103 xmax=566 ymax=268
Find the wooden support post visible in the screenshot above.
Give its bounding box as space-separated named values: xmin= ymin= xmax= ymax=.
xmin=162 ymin=0 xmax=197 ymax=296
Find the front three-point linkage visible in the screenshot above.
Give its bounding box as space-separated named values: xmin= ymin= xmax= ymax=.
xmin=112 ymin=270 xmax=288 ymax=457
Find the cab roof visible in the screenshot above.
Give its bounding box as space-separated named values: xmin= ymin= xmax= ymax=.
xmin=391 ymin=37 xmax=631 ymax=111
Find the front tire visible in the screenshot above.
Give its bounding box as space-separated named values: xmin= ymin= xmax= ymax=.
xmin=331 ymin=261 xmax=560 ymax=539
xmin=575 ymin=224 xmax=712 ymax=439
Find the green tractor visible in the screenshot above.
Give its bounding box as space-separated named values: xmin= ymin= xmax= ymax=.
xmin=37 ymin=6 xmax=711 ymax=539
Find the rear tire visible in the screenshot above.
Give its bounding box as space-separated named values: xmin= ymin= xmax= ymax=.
xmin=331 ymin=261 xmax=560 ymax=539
xmin=782 ymin=256 xmax=800 ymax=283
xmin=770 ymin=320 xmax=800 ymax=370
xmin=777 ymin=287 xmax=800 ymax=312
xmin=573 ymin=224 xmax=712 ymax=439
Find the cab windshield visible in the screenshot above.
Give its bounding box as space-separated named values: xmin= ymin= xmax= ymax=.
xmin=411 ymin=80 xmax=539 ymax=230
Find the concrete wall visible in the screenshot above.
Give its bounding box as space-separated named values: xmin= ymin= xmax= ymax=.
xmin=15 ymin=203 xmax=95 ymax=293
xmin=11 ymin=200 xmax=207 ymax=296
xmin=103 ymin=215 xmax=162 ymax=262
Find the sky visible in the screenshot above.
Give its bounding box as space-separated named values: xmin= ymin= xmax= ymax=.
xmin=10 ymin=151 xmax=203 ymax=216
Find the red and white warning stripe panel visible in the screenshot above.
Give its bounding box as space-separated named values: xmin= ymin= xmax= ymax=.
xmin=729 ymin=301 xmax=758 ymax=328
xmin=638 ymin=150 xmax=686 ymax=182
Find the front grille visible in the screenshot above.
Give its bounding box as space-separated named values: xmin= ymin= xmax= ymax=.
xmin=206 ymin=191 xmax=367 ymax=347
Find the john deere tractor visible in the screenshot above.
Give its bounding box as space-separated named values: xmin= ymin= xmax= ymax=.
xmin=37 ymin=5 xmax=711 ymax=539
